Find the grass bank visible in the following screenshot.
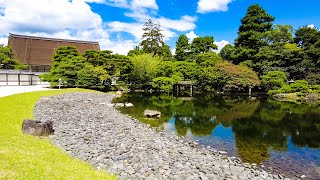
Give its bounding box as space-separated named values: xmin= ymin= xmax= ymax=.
xmin=0 ymin=88 xmax=115 ymax=180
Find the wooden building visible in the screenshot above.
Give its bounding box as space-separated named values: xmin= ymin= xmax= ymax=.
xmin=8 ymin=33 xmax=100 ymax=72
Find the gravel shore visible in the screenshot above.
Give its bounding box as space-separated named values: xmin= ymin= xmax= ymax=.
xmin=34 ymin=92 xmax=289 ymax=180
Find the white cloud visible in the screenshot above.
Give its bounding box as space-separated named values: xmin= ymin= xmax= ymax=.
xmin=197 ymin=0 xmax=233 ymax=13
xmin=0 ymin=0 xmax=102 ymax=35
xmin=0 ymin=0 xmax=134 ymax=53
xmin=171 ymin=48 xmax=176 ymax=55
xmin=157 ymin=16 xmax=196 ymax=32
xmin=0 ymin=37 xmax=7 ymax=46
xmin=82 ymin=0 xmax=106 ymax=3
xmin=307 ymin=24 xmax=315 ymax=29
xmin=131 ymin=0 xmax=158 ymax=10
xmin=102 ymin=0 xmax=158 ymax=10
xmin=102 ymin=39 xmax=137 ymax=55
xmin=0 ymin=0 xmax=197 ymax=55
xmin=107 ymin=21 xmax=143 ymax=39
xmin=103 ymin=0 xmax=130 ymax=8
xmin=186 ymin=31 xmax=198 ymax=41
xmin=213 ymin=40 xmax=229 ymax=53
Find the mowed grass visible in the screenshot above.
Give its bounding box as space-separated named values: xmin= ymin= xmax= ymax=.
xmin=0 ymin=88 xmax=116 ymax=180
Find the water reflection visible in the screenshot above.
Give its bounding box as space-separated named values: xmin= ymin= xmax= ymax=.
xmin=115 ymin=94 xmax=320 ymax=178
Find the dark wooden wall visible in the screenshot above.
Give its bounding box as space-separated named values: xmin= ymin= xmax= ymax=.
xmin=8 ymin=35 xmax=100 ymax=65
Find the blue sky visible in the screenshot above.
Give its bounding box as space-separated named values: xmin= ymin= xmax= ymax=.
xmin=0 ymin=0 xmax=319 ymax=55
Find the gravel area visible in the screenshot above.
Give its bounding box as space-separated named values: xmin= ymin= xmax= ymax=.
xmin=34 ymin=92 xmax=289 ymax=180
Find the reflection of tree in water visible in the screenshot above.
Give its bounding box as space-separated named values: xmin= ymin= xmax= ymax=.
xmin=232 ymin=100 xmax=320 ymax=163
xmin=174 ymin=100 xmax=219 ymax=136
xmin=259 ymin=100 xmax=320 ymax=148
xmin=174 ymin=96 xmax=260 ymax=136
xmin=286 ymin=112 xmax=320 ymax=148
xmin=117 ymin=93 xmax=320 ymax=164
xmin=150 ymin=95 xmax=183 ymax=108
xmin=216 ymin=100 xmax=260 ymax=127
xmin=232 ymin=116 xmax=288 ymax=164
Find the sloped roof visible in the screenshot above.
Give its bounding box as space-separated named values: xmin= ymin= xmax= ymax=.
xmin=9 ymin=33 xmax=99 ymax=45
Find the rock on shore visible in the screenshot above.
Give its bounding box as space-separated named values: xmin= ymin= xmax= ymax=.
xmin=34 ymin=93 xmax=288 ymax=180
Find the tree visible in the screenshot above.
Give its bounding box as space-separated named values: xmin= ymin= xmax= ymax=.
xmin=255 ymin=42 xmax=306 ymax=79
xmin=264 ymin=24 xmax=294 ymax=44
xmin=305 ymin=73 xmax=320 ymax=85
xmin=0 ymin=46 xmax=29 ymax=70
xmin=304 ymin=35 xmax=320 ymax=73
xmin=77 ymin=64 xmax=110 ymax=89
xmin=140 ymin=19 xmax=164 ymax=55
xmin=173 ymin=61 xmax=199 ymax=80
xmin=128 ymin=46 xmax=144 ymax=56
xmin=52 ymin=56 xmax=85 ymax=86
xmin=175 ymin=34 xmax=190 ymax=61
xmin=261 ymin=71 xmax=287 ymax=90
xmin=195 ymin=52 xmax=222 ymax=67
xmin=155 ymin=61 xmax=175 ymax=77
xmin=129 ymin=53 xmax=161 ymax=84
xmin=214 ymin=62 xmax=261 ymax=92
xmin=82 ymin=50 xmax=102 ymax=66
xmin=234 ymin=4 xmax=275 ymax=63
xmin=82 ymin=50 xmax=133 ymax=83
xmin=294 ymin=26 xmax=320 ymax=48
xmin=45 ymin=46 xmax=84 ymax=86
xmin=150 ymin=77 xmax=175 ymax=94
xmin=157 ymin=42 xmax=172 ymax=58
xmin=191 ymin=36 xmax=218 ymax=54
xmin=219 ymin=44 xmax=235 ymax=61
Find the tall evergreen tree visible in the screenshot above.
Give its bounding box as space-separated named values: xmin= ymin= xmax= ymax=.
xmin=234 ymin=4 xmax=275 ymax=64
xmin=140 ymin=19 xmax=164 ymax=55
xmin=175 ymin=34 xmax=190 ymax=61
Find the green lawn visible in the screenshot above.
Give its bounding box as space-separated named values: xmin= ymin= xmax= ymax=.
xmin=0 ymin=88 xmax=116 ymax=180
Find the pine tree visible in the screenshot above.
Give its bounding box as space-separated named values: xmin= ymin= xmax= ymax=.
xmin=140 ymin=19 xmax=164 ymax=55
xmin=175 ymin=34 xmax=190 ymax=61
xmin=234 ymin=4 xmax=274 ymax=64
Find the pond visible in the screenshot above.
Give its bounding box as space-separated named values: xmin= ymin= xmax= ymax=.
xmin=113 ymin=93 xmax=320 ymax=179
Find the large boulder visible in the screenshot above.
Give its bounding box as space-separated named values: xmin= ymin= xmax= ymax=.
xmin=22 ymin=119 xmax=54 ymax=136
xmin=144 ymin=109 xmax=161 ymax=118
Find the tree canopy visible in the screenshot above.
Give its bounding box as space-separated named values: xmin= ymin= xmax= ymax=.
xmin=140 ymin=19 xmax=164 ymax=56
xmin=0 ymin=46 xmax=29 ymax=70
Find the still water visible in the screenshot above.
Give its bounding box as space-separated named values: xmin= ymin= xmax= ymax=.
xmin=114 ymin=94 xmax=320 ymax=179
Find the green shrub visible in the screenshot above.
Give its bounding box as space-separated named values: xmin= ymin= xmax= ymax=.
xmin=306 ymin=73 xmax=320 ymax=85
xmin=280 ymin=84 xmax=292 ymax=93
xmin=261 ymin=71 xmax=287 ymax=90
xmin=268 ymin=84 xmax=292 ymax=95
xmin=290 ymin=80 xmax=309 ymax=92
xmin=150 ymin=77 xmax=175 ymax=93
